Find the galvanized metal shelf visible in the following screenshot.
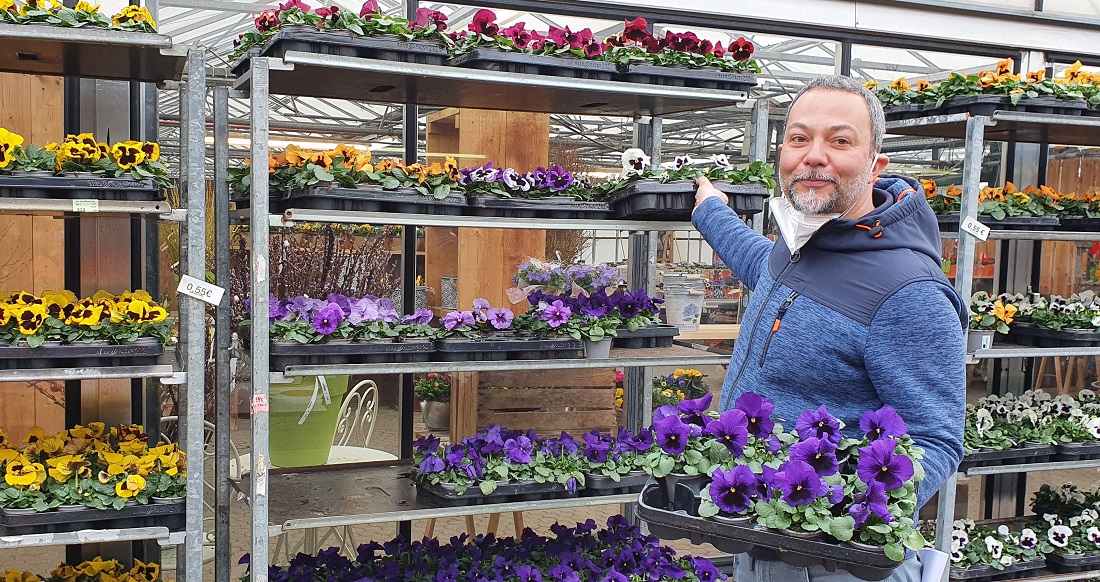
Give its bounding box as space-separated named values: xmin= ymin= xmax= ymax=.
xmin=886 ymin=110 xmax=1100 ymax=146
xmin=0 ymin=23 xmax=188 ymax=82
xmin=963 ymin=458 xmax=1100 ymax=476
xmin=255 ymin=208 xmax=701 ymax=232
xmin=278 ymin=345 xmax=730 ymax=377
xmin=0 ymin=364 xmax=176 ymax=382
xmin=940 ymin=229 xmax=1100 ymax=241
xmin=0 ymin=526 xmax=176 ymax=549
xmin=231 ymin=461 xmax=636 ymax=535
xmin=971 ymin=343 xmax=1100 ymax=359
xmin=1004 ymin=569 xmax=1100 ymax=582
xmin=234 ymin=53 xmax=748 ymax=116
xmin=0 ymin=198 xmax=174 ymax=217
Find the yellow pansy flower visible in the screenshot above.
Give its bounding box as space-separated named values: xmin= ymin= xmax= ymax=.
xmin=0 ymin=128 xmax=25 ymax=170
xmin=4 ymin=455 xmax=45 ymax=488
xmin=115 ymin=473 xmax=146 ymax=498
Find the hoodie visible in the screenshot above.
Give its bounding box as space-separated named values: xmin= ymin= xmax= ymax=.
xmin=692 ymin=174 xmax=966 ymax=509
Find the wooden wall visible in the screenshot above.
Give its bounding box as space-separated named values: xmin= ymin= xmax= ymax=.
xmin=1041 ymin=154 xmax=1100 ymax=296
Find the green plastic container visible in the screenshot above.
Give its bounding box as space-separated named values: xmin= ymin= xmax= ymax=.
xmin=269 ymin=375 xmax=349 ymax=468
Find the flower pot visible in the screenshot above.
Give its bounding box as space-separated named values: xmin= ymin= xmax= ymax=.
xmin=151 ymin=496 xmax=184 ymax=505
xmin=584 ymin=338 xmax=612 ymax=359
xmin=658 ymin=472 xmax=704 ymax=506
xmin=269 ymin=374 xmax=350 ymax=468
xmin=781 ymin=528 xmax=822 ymax=540
xmin=712 ymin=514 xmax=753 ymax=525
xmin=441 ymin=276 xmax=458 ymax=310
xmin=966 ymin=329 xmax=995 ymax=352
xmin=846 ymin=540 xmax=883 ymax=552
xmin=1 ymin=508 xmax=36 ymax=516
xmin=11 ymin=170 xmax=55 ymax=177
xmin=421 ymin=400 xmax=450 ymax=432
xmin=662 ymin=273 xmax=706 ymax=333
xmin=57 ymin=504 xmax=85 ymax=512
xmin=124 ymin=501 xmax=139 ymax=507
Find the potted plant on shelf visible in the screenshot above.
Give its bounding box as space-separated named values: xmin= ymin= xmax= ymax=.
xmin=414 ymin=373 xmax=451 ymax=431
xmin=968 ymin=291 xmax=1016 ymax=351
xmin=577 ymin=427 xmax=654 ymax=493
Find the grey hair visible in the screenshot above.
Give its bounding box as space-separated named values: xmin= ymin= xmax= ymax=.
xmin=789 ymin=75 xmax=886 ymax=156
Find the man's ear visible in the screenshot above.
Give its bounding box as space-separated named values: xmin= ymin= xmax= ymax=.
xmin=870 ymin=153 xmax=890 ymax=182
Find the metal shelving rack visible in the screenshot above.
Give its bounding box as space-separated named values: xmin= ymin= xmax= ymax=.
xmin=0 ymin=24 xmax=207 ymax=580
xmin=886 ymin=110 xmax=1100 ymax=581
xmin=227 ymin=44 xmax=765 ymax=578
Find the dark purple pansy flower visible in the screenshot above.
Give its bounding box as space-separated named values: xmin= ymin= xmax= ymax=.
xmin=418 ymin=454 xmax=444 ymax=474
xmin=413 ymin=435 xmax=440 ymax=453
xmin=856 ymin=438 xmax=914 ymax=490
xmin=623 ymin=427 xmax=653 ymax=452
xmin=849 ymin=480 xmax=892 ymax=527
xmin=652 ymin=405 xmax=679 ymax=425
xmin=514 ymin=565 xmax=541 ymax=582
xmin=546 ymin=165 xmax=575 ymax=191
xmin=312 ymin=302 xmax=344 ymax=335
xmin=691 ymin=557 xmax=721 ymax=582
xmin=548 ymin=565 xmax=580 ymax=582
xmin=709 ymin=465 xmax=759 ymax=515
xmin=540 ymin=300 xmax=572 ymax=328
xmin=583 ymin=430 xmax=612 ymax=462
xmin=548 ymin=431 xmax=579 ymax=456
xmin=796 ymin=404 xmax=843 ymax=443
xmin=600 ymin=569 xmax=628 ymax=582
xmin=503 ymin=436 xmax=534 ymax=464
xmin=734 ymin=392 xmax=775 ymax=437
xmin=611 ymin=290 xmax=642 ymax=318
xmin=270 ymin=298 xmax=288 ymax=321
xmin=828 ymin=484 xmax=845 ymax=504
xmin=676 ymin=392 xmax=713 ymax=427
xmin=580 ymin=293 xmax=610 ymax=318
xmin=326 ymin=293 xmax=352 ymax=316
xmin=654 ymin=414 xmax=690 ymax=455
xmin=487 ymin=307 xmax=514 ymax=330
xmin=772 ymin=460 xmax=828 ymax=507
xmin=703 ymin=408 xmax=749 ymax=456
xmin=789 ymin=437 xmax=839 ymax=477
xmin=859 ymin=405 xmax=908 ymax=441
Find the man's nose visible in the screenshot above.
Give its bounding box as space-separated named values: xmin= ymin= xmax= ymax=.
xmin=802 ymin=139 xmax=829 ymax=167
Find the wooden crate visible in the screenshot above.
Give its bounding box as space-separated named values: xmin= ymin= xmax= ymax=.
xmin=477 ymin=368 xmax=617 ymax=436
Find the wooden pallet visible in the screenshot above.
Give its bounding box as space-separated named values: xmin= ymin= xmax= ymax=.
xmin=476 ymin=368 xmax=617 ymax=436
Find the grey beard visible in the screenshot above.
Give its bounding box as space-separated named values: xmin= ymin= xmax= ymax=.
xmin=783 ymin=167 xmax=871 ymax=215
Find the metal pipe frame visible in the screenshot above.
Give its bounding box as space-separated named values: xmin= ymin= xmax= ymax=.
xmin=248 ymin=56 xmax=273 ymax=582
xmin=272 ymin=210 xmax=701 ymax=232
xmin=182 ymin=48 xmax=208 ymax=582
xmin=212 ymin=85 xmax=232 ymax=582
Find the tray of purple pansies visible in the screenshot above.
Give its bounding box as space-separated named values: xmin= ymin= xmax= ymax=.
xmin=638 ymin=392 xmax=927 ymax=581
xmin=434 ymin=299 xmax=583 ymax=361
xmin=457 ymin=163 xmax=611 ymax=219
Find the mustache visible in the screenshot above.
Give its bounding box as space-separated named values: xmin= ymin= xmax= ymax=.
xmin=790 ymin=172 xmax=839 ymax=185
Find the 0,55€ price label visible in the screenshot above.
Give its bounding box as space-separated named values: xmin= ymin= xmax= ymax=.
xmin=176 ymin=274 xmax=226 ymax=306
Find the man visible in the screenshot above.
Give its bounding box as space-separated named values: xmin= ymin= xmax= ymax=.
xmin=691 ymin=75 xmax=966 ymax=581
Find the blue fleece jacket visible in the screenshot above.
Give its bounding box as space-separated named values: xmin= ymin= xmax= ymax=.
xmin=691 ymin=174 xmax=966 ymax=510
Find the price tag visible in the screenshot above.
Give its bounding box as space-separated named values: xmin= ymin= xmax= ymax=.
xmin=72 ymin=199 xmax=99 ymax=213
xmin=960 ymin=215 xmax=990 ymax=242
xmin=251 ymin=394 xmax=269 ymax=413
xmin=176 ymin=274 xmax=225 ymax=306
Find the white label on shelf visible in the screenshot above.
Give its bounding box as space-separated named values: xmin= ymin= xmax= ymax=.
xmin=960 ymin=215 xmax=990 ymax=241
xmin=176 ymin=274 xmax=225 ymax=306
xmin=72 ymin=199 xmax=99 ymax=213
xmin=251 ymin=394 xmax=269 ymax=413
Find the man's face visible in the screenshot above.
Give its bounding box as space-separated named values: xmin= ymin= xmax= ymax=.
xmin=779 ymin=89 xmax=884 ymax=214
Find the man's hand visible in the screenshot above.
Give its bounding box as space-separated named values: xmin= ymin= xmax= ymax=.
xmin=694 ymin=176 xmax=728 ymax=216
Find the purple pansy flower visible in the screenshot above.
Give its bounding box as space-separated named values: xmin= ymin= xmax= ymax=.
xmin=856 ymin=438 xmax=914 ymax=490
xmin=402 ymin=308 xmax=433 ymax=325
xmin=348 ymin=297 xmax=380 ymax=325
xmin=789 ymin=437 xmax=839 ymax=477
xmin=501 ymin=168 xmax=521 ymax=189
xmin=540 ymin=300 xmax=572 ymax=328
xmin=733 ymin=392 xmax=775 ymax=437
xmin=772 ymin=460 xmax=828 ymax=507
xmin=442 ymin=310 xmax=476 ymax=331
xmin=849 ymin=480 xmax=893 ymax=527
xmin=796 ymin=404 xmax=843 ymax=443
xmin=472 ymin=297 xmax=491 ymax=312
xmin=677 ymin=392 xmax=713 ymax=427
xmin=313 ymin=302 xmax=344 ymax=335
xmin=546 ymin=165 xmax=575 ymax=191
xmin=600 ymin=569 xmax=628 ymax=582
xmin=548 ymin=565 xmax=580 ymax=582
xmin=859 ymin=405 xmax=908 ymax=441
xmin=418 ymin=454 xmax=444 ymax=474
xmin=412 ymin=435 xmax=440 ymax=453
xmin=325 ymin=293 xmax=352 ymax=316
xmin=708 ymin=465 xmax=759 ymax=515
xmin=377 ymin=297 xmax=399 ymax=323
xmin=486 ymin=307 xmax=514 ymax=330
xmin=703 ymin=408 xmax=749 ymax=456
xmin=654 ymin=414 xmax=691 ymax=455
xmin=582 ymin=430 xmax=612 ymax=463
xmin=503 ymin=436 xmax=533 ymax=464
xmin=514 ymin=565 xmax=542 ymax=582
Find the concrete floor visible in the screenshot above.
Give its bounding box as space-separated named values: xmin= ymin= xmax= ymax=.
xmin=2 ymin=362 xmax=1098 ymax=579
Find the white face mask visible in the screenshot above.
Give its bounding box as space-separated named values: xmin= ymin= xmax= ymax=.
xmin=769 ymin=196 xmax=840 ymax=254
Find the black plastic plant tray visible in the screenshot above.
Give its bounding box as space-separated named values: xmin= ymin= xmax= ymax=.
xmin=581 ymin=472 xmax=650 ymax=496
xmin=269 ymin=339 xmax=434 ymax=370
xmin=235 ymin=185 xmax=467 ymax=216
xmin=612 ymin=324 xmax=679 ymax=348
xmin=948 ymin=558 xmax=1045 ymax=581
xmin=615 ymin=64 xmax=757 ymax=92
xmin=0 ymin=501 xmax=184 ymax=536
xmin=413 ymin=477 xmax=578 ymax=507
xmin=886 ymin=95 xmax=1011 ymax=121
xmin=0 ymin=174 xmax=161 ymax=201
xmin=880 ymin=104 xmax=927 ymax=121
xmin=448 ymin=48 xmax=617 ymax=80
xmin=1009 ymin=324 xmax=1100 ymax=347
xmin=608 ymin=180 xmax=769 ymax=220
xmin=957 ymin=445 xmax=1057 ymax=472
xmin=464 ymin=195 xmax=611 ymax=219
xmin=231 ymin=27 xmax=448 ymax=76
xmin=1047 ymin=552 xmax=1100 ymax=573
xmin=936 ymin=213 xmax=1059 ymax=232
xmin=636 ymin=483 xmax=900 ymax=581
xmin=0 ymin=339 xmax=163 ymax=370
xmin=1056 ymin=216 xmax=1100 ymax=232
xmin=433 ymin=337 xmax=583 ymax=361
xmin=1055 ymin=441 xmax=1100 ymax=461
xmin=1023 ymin=97 xmax=1089 ymax=116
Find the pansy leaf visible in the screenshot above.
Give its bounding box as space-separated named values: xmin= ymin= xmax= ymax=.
xmin=903 ymin=529 xmax=926 ymax=551
xmin=830 ymin=516 xmax=855 ymax=541
xmin=698 ymin=499 xmax=720 ymax=518
xmin=869 ymin=523 xmax=893 ymax=534
xmin=884 ymin=542 xmax=905 ymax=562
xmin=479 ymin=480 xmax=497 ymax=495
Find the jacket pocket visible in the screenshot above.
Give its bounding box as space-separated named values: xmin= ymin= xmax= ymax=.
xmin=758 ymin=291 xmax=798 ymax=367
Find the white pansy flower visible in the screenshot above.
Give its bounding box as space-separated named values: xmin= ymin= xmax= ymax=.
xmin=1019 ymin=528 xmax=1038 ymax=549
xmin=1045 ymin=513 xmax=1063 ymax=526
xmin=997 ymin=525 xmax=1010 ymax=536
xmin=620 ymin=148 xmax=650 ymax=177
xmin=1050 ymin=525 xmax=1073 ymax=548
xmin=709 ymin=154 xmax=733 ymax=169
xmin=951 ymin=539 xmax=962 ymax=552
xmin=1089 ymin=526 xmax=1100 ymax=546
xmin=951 ymin=528 xmax=969 ymax=548
xmin=1071 ymin=516 xmax=1084 ymax=527
xmin=1080 ymin=389 xmax=1096 ymax=402
xmin=950 ymin=550 xmax=964 ymax=563
xmin=985 ymin=536 xmax=1004 ymax=559
xmin=1084 ymin=508 xmax=1099 ymax=522
xmin=999 ymin=555 xmax=1014 ymax=567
